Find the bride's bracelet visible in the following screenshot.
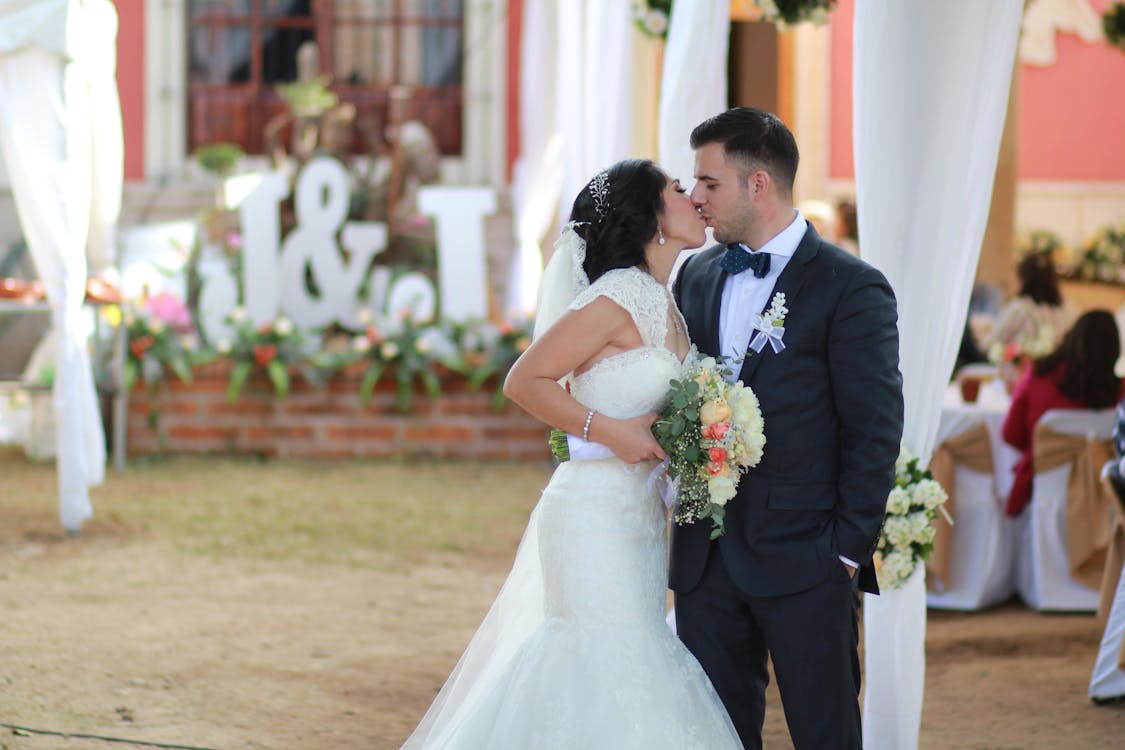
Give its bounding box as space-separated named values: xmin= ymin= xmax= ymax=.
xmin=582 ymin=409 xmax=596 ymax=442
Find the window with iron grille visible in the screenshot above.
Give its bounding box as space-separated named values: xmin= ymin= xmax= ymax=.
xmin=188 ymin=1 xmax=464 ymax=156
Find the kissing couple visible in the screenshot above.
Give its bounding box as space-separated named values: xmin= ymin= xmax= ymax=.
xmin=402 ymin=106 xmax=904 ymax=750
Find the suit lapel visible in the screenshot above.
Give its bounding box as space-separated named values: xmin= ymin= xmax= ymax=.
xmin=737 ymin=227 xmax=822 ymax=384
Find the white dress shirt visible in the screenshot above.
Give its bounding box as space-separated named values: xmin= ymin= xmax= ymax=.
xmin=717 ymin=210 xmax=859 ymax=572
xmin=718 ymin=210 xmax=807 ymax=366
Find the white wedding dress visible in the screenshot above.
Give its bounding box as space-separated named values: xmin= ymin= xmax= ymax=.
xmin=403 ymin=267 xmax=741 ymax=749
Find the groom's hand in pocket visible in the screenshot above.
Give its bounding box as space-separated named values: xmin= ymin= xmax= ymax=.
xmin=595 ymin=413 xmax=667 ymax=464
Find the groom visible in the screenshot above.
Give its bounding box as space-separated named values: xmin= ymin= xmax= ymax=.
xmin=672 ymin=107 xmax=904 ymax=749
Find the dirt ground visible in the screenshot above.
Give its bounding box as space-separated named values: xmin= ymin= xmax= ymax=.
xmin=1 ymin=454 xmax=1124 ymax=749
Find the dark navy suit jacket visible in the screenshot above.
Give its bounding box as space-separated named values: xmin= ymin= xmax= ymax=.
xmin=671 ymin=226 xmax=904 ymax=596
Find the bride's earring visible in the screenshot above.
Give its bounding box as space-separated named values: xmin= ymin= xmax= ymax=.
xmin=658 ymin=227 xmax=666 ymax=246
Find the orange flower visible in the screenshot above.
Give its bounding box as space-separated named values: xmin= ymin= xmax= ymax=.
xmin=365 ymin=325 xmax=383 ymax=343
xmin=498 ymin=321 xmax=515 ymax=335
xmin=702 ymin=422 xmax=730 ymax=440
xmin=130 ymin=335 xmax=155 ymax=357
xmin=700 ymin=399 xmax=732 ymax=425
xmin=254 ymin=344 xmax=278 ymax=367
xmin=707 ymin=462 xmax=725 ymax=476
xmin=709 ymin=446 xmax=728 ymax=464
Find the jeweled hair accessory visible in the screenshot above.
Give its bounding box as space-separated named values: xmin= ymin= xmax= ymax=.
xmin=588 ymin=170 xmax=610 ymax=221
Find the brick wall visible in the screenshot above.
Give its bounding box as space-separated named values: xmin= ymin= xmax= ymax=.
xmin=126 ymin=361 xmax=552 ymax=460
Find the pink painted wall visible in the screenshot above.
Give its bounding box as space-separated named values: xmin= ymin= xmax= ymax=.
xmin=828 ymin=0 xmax=1125 ymax=182
xmin=115 ymin=0 xmax=145 ymax=181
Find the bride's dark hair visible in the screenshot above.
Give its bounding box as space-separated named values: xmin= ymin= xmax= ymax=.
xmin=569 ymin=159 xmax=668 ymax=283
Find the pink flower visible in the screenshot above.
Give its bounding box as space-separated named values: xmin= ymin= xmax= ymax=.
xmin=709 ymin=447 xmax=728 ymax=464
xmin=144 ymin=292 xmax=193 ymax=332
xmin=702 ymin=422 xmax=731 ymax=441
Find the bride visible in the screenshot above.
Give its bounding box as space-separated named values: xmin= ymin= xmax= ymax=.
xmin=401 ymin=159 xmax=741 ymax=748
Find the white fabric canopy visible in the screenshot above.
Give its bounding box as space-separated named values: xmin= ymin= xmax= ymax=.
xmin=556 ymin=0 xmax=634 ymax=226
xmin=506 ymin=0 xmax=561 ymax=318
xmin=853 ymin=2 xmax=1024 ymax=748
xmin=658 ymin=2 xmax=729 ymax=189
xmin=0 ymin=0 xmax=123 ymax=531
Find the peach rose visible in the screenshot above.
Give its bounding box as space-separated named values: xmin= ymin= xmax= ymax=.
xmin=699 ymin=399 xmax=732 ymax=425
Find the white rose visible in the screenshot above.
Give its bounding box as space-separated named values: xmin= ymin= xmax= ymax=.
xmin=643 ymin=9 xmax=668 ymax=35
xmin=180 ymin=333 xmax=199 ymax=351
xmin=216 ymin=338 xmax=232 ymax=354
xmin=880 ymin=550 xmax=916 ymax=589
xmin=275 ymin=317 xmax=294 ymax=336
xmin=882 ymin=516 xmax=912 ymax=547
xmin=229 ymin=306 xmax=247 ymax=324
xmin=352 ymin=335 xmax=371 ymax=352
xmin=894 ymin=447 xmax=913 ymax=478
xmin=886 ymin=486 xmax=912 ymax=515
xmin=707 ymin=474 xmax=738 ymax=507
xmin=911 ymin=479 xmax=948 ymax=510
xmin=356 ymin=307 xmax=374 ymax=325
xmin=381 ymin=342 xmax=400 ymax=359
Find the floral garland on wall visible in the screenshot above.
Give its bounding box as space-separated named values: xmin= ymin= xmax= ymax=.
xmin=631 ymin=0 xmax=836 ymax=39
xmin=1024 ymin=225 xmax=1125 ymax=286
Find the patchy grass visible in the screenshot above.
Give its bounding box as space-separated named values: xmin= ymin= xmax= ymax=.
xmin=0 ymin=448 xmax=550 ymax=569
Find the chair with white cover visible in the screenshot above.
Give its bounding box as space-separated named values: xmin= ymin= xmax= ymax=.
xmin=1089 ymin=462 xmax=1125 ymax=702
xmin=1016 ymin=409 xmax=1116 ymax=612
xmin=926 ymin=417 xmax=1016 ymax=610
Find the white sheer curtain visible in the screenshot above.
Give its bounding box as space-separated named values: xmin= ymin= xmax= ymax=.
xmin=556 ymin=1 xmax=634 ymax=225
xmin=84 ymin=0 xmax=123 ymax=278
xmin=506 ymin=0 xmax=561 ymax=318
xmin=0 ymin=0 xmax=122 ymax=532
xmin=658 ymin=2 xmax=729 ymax=188
xmin=853 ymin=2 xmax=1024 ymax=748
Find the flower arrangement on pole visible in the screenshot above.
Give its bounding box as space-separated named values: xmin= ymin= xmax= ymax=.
xmin=874 ymin=447 xmax=951 ymax=590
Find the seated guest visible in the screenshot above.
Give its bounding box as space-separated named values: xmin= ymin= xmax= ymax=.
xmin=984 ymin=252 xmax=1076 ymax=362
xmin=1002 ymin=310 xmax=1125 ymax=516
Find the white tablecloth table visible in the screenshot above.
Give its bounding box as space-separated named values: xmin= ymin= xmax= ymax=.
xmin=927 ymin=381 xmax=1020 ymax=610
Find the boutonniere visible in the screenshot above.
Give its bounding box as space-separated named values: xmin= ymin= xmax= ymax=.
xmin=749 ymin=292 xmax=787 ymax=354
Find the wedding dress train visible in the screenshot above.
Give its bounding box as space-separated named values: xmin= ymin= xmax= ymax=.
xmin=402 ymin=268 xmax=741 ymax=749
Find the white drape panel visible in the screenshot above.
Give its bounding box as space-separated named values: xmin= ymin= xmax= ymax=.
xmin=0 ymin=0 xmax=69 ymax=56
xmin=507 ymin=0 xmax=560 ymax=318
xmin=853 ymin=0 xmax=1023 ymax=466
xmin=0 ymin=43 xmax=106 ymax=530
xmin=84 ymin=0 xmax=123 ymax=277
xmin=862 ymin=564 xmax=927 ymax=750
xmin=556 ymin=1 xmax=634 ymax=224
xmin=658 ymin=2 xmax=729 ymax=188
xmin=854 ymin=3 xmax=1024 ymax=748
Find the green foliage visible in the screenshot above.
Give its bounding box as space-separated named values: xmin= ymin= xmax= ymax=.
xmin=1105 ymin=3 xmax=1125 ymax=51
xmin=194 ymin=142 xmax=244 ymax=176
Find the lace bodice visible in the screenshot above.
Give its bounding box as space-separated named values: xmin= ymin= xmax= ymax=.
xmin=567 ymin=267 xmax=692 ymax=419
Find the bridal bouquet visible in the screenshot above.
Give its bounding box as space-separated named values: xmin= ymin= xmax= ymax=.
xmin=652 ymin=357 xmax=766 ymax=539
xmin=874 ymin=448 xmax=950 ymax=590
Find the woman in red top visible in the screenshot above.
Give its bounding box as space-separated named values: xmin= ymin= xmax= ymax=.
xmin=1002 ymin=310 xmax=1124 ymax=516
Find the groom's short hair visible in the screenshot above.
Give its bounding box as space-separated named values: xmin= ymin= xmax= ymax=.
xmin=690 ymin=107 xmax=799 ymax=197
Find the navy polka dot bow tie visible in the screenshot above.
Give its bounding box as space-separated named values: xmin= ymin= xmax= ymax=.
xmin=719 ymin=244 xmax=770 ymax=278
